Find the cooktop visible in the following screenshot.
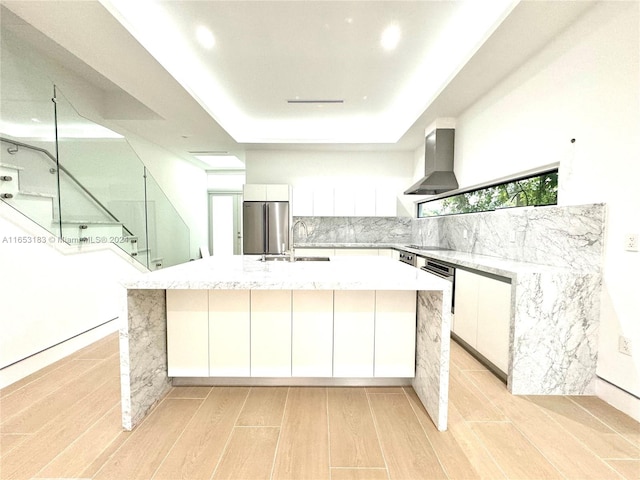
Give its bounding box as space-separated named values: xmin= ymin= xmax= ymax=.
xmin=405 ymin=245 xmax=451 ymax=251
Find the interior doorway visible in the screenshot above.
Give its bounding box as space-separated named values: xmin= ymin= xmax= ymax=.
xmin=208 ymin=192 xmax=242 ymax=255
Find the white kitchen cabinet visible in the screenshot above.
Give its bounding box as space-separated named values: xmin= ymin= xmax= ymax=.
xmin=476 ymin=275 xmax=511 ymax=373
xmin=313 ymin=187 xmax=334 ymax=216
xmin=292 ymin=187 xmax=314 ymax=216
xmin=375 ymin=188 xmax=397 ymax=216
xmin=378 ymin=249 xmax=395 ymax=258
xmin=355 ymin=188 xmax=377 ymax=216
xmin=334 ymin=187 xmax=356 ymax=216
xmin=416 ymin=256 xmax=427 ymax=269
xmin=334 ymin=290 xmax=375 ymax=377
xmin=167 ymin=290 xmax=209 ymax=377
xmin=209 ymin=290 xmax=250 ymax=376
xmin=453 ymin=269 xmax=479 ymax=346
xmin=243 ymin=184 xmax=290 ymax=202
xmin=374 ymin=290 xmax=416 ymax=377
xmin=250 ymin=290 xmax=292 ymax=377
xmin=292 ymin=290 xmax=334 ymax=377
xmin=453 ymin=268 xmax=511 ymax=374
xmin=243 ymin=184 xmax=267 ymax=201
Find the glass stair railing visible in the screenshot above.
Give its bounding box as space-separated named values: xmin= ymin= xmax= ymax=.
xmin=0 ymin=26 xmax=190 ymax=269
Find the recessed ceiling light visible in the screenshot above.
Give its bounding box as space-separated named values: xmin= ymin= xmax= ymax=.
xmin=31 ymin=118 xmax=41 ymax=123
xmin=195 ymin=154 xmax=244 ymax=169
xmin=381 ymin=24 xmax=401 ymax=51
xmin=196 ymin=25 xmax=215 ymax=49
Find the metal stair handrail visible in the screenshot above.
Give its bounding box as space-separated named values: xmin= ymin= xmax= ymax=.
xmin=0 ymin=136 xmax=134 ymax=237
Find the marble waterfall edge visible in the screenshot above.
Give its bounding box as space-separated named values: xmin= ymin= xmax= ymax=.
xmin=509 ymin=272 xmax=601 ymax=395
xmin=413 ymin=289 xmax=452 ymax=431
xmin=120 ymin=289 xmax=171 ymax=430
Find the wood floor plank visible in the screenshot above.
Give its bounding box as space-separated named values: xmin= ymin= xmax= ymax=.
xmin=75 ymin=333 xmax=120 ymax=359
xmin=569 ymin=396 xmax=640 ymax=447
xmin=272 ymin=387 xmax=330 ymax=480
xmin=152 ymin=387 xmax=250 ymax=480
xmin=448 ymin=366 xmax=505 ymax=422
xmin=93 ymin=398 xmax=202 ymax=480
xmin=445 ymin=401 xmax=508 ymax=479
xmin=1 ymin=356 xmax=119 ymax=434
xmin=35 ymin=403 xmax=123 ymax=479
xmin=0 ymin=433 xmax=29 ymax=454
xmin=403 ymin=387 xmax=482 ymax=479
xmin=365 ymin=387 xmax=404 ymax=394
xmin=166 ymin=386 xmax=213 ymax=399
xmin=527 ymin=395 xmax=640 ymax=459
xmin=0 ymin=375 xmax=120 ymax=480
xmin=450 ymin=340 xmax=488 ymax=371
xmin=236 ymin=387 xmax=288 ymax=426
xmin=466 ymin=370 xmax=624 ymax=479
xmin=330 ymin=468 xmax=389 ymax=480
xmin=212 ymin=427 xmax=279 ymax=479
xmin=470 ymin=422 xmax=563 ymax=479
xmin=606 ymin=459 xmax=640 ymax=480
xmin=0 ymin=359 xmax=100 ymax=419
xmin=328 ymin=388 xmax=385 ymax=468
xmin=368 ymin=393 xmax=447 ymax=480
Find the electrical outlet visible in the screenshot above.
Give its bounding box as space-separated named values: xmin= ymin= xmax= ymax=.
xmin=509 ymin=231 xmax=516 ymax=243
xmin=624 ymin=233 xmax=638 ymax=252
xmin=619 ymin=335 xmax=632 ymax=356
xmin=463 ymin=229 xmax=467 ymax=239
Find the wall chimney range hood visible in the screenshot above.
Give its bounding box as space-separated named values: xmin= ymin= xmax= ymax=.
xmin=404 ymin=128 xmax=458 ymax=195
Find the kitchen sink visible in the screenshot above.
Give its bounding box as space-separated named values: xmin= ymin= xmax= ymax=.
xmin=259 ymin=255 xmax=330 ymax=262
xmin=295 ymin=256 xmax=330 ymax=262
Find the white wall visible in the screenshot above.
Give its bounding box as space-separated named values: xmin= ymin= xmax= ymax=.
xmin=0 ymin=202 xmax=144 ymax=384
xmin=451 ymin=2 xmax=639 ymax=398
xmin=245 ymin=149 xmax=415 ymax=216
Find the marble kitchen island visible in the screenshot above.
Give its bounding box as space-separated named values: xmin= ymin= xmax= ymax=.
xmin=119 ymin=255 xmax=452 ymax=431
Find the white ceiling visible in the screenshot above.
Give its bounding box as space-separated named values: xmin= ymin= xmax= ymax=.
xmin=1 ymin=0 xmax=597 ymax=168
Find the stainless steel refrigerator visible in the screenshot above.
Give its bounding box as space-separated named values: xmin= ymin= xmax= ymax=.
xmin=242 ymin=201 xmax=290 ymax=255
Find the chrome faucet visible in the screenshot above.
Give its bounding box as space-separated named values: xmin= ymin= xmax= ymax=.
xmin=290 ymin=220 xmax=308 ymax=261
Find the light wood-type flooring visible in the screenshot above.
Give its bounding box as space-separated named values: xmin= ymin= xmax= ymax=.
xmin=1 ymin=333 xmax=638 ymax=479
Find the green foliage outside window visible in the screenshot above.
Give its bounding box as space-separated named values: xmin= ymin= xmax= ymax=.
xmin=417 ymin=171 xmax=558 ymax=218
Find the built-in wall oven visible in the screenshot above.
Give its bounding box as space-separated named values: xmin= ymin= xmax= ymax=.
xmin=421 ymin=258 xmax=456 ymax=314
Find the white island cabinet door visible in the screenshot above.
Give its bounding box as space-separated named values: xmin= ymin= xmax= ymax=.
xmin=167 ymin=290 xmax=209 ymax=377
xmin=374 ymin=290 xmax=416 ymax=377
xmin=452 ymin=269 xmax=479 ymax=346
xmin=476 ymin=275 xmax=511 ymax=374
xmin=251 ymin=290 xmax=292 ymax=377
xmin=292 ymin=290 xmax=333 ymax=377
xmin=209 ymin=290 xmax=250 ymax=376
xmin=333 ymin=290 xmax=375 ymax=377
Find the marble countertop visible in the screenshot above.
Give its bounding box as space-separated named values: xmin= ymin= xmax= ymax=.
xmin=122 ymin=254 xmax=451 ymax=291
xmin=296 ymin=243 xmax=575 ymax=279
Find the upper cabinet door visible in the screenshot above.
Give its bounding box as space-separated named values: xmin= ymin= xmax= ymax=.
xmin=292 ymin=187 xmax=313 ymax=216
xmin=243 ymin=184 xmax=290 ymax=202
xmin=334 ymin=187 xmax=356 ymax=216
xmin=313 ymin=187 xmax=334 ymax=216
xmin=243 ymin=184 xmax=267 ymax=201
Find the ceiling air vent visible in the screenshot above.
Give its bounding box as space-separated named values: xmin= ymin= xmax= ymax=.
xmin=286 ymin=99 xmax=344 ymax=104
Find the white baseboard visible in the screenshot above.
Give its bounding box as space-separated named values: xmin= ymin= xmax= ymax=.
xmin=596 ymin=377 xmax=640 ymax=422
xmin=0 ymin=319 xmax=119 ymax=389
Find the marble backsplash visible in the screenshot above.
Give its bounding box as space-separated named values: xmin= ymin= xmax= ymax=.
xmin=412 ymin=203 xmax=606 ymax=272
xmin=294 ymin=204 xmax=605 ymax=272
xmin=293 ymin=216 xmax=411 ymax=244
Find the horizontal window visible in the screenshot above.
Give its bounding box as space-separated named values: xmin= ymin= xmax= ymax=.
xmin=417 ymin=170 xmax=558 ymax=218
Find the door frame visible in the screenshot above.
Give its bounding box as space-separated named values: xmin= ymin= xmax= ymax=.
xmin=207 ymin=191 xmax=243 ymax=256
